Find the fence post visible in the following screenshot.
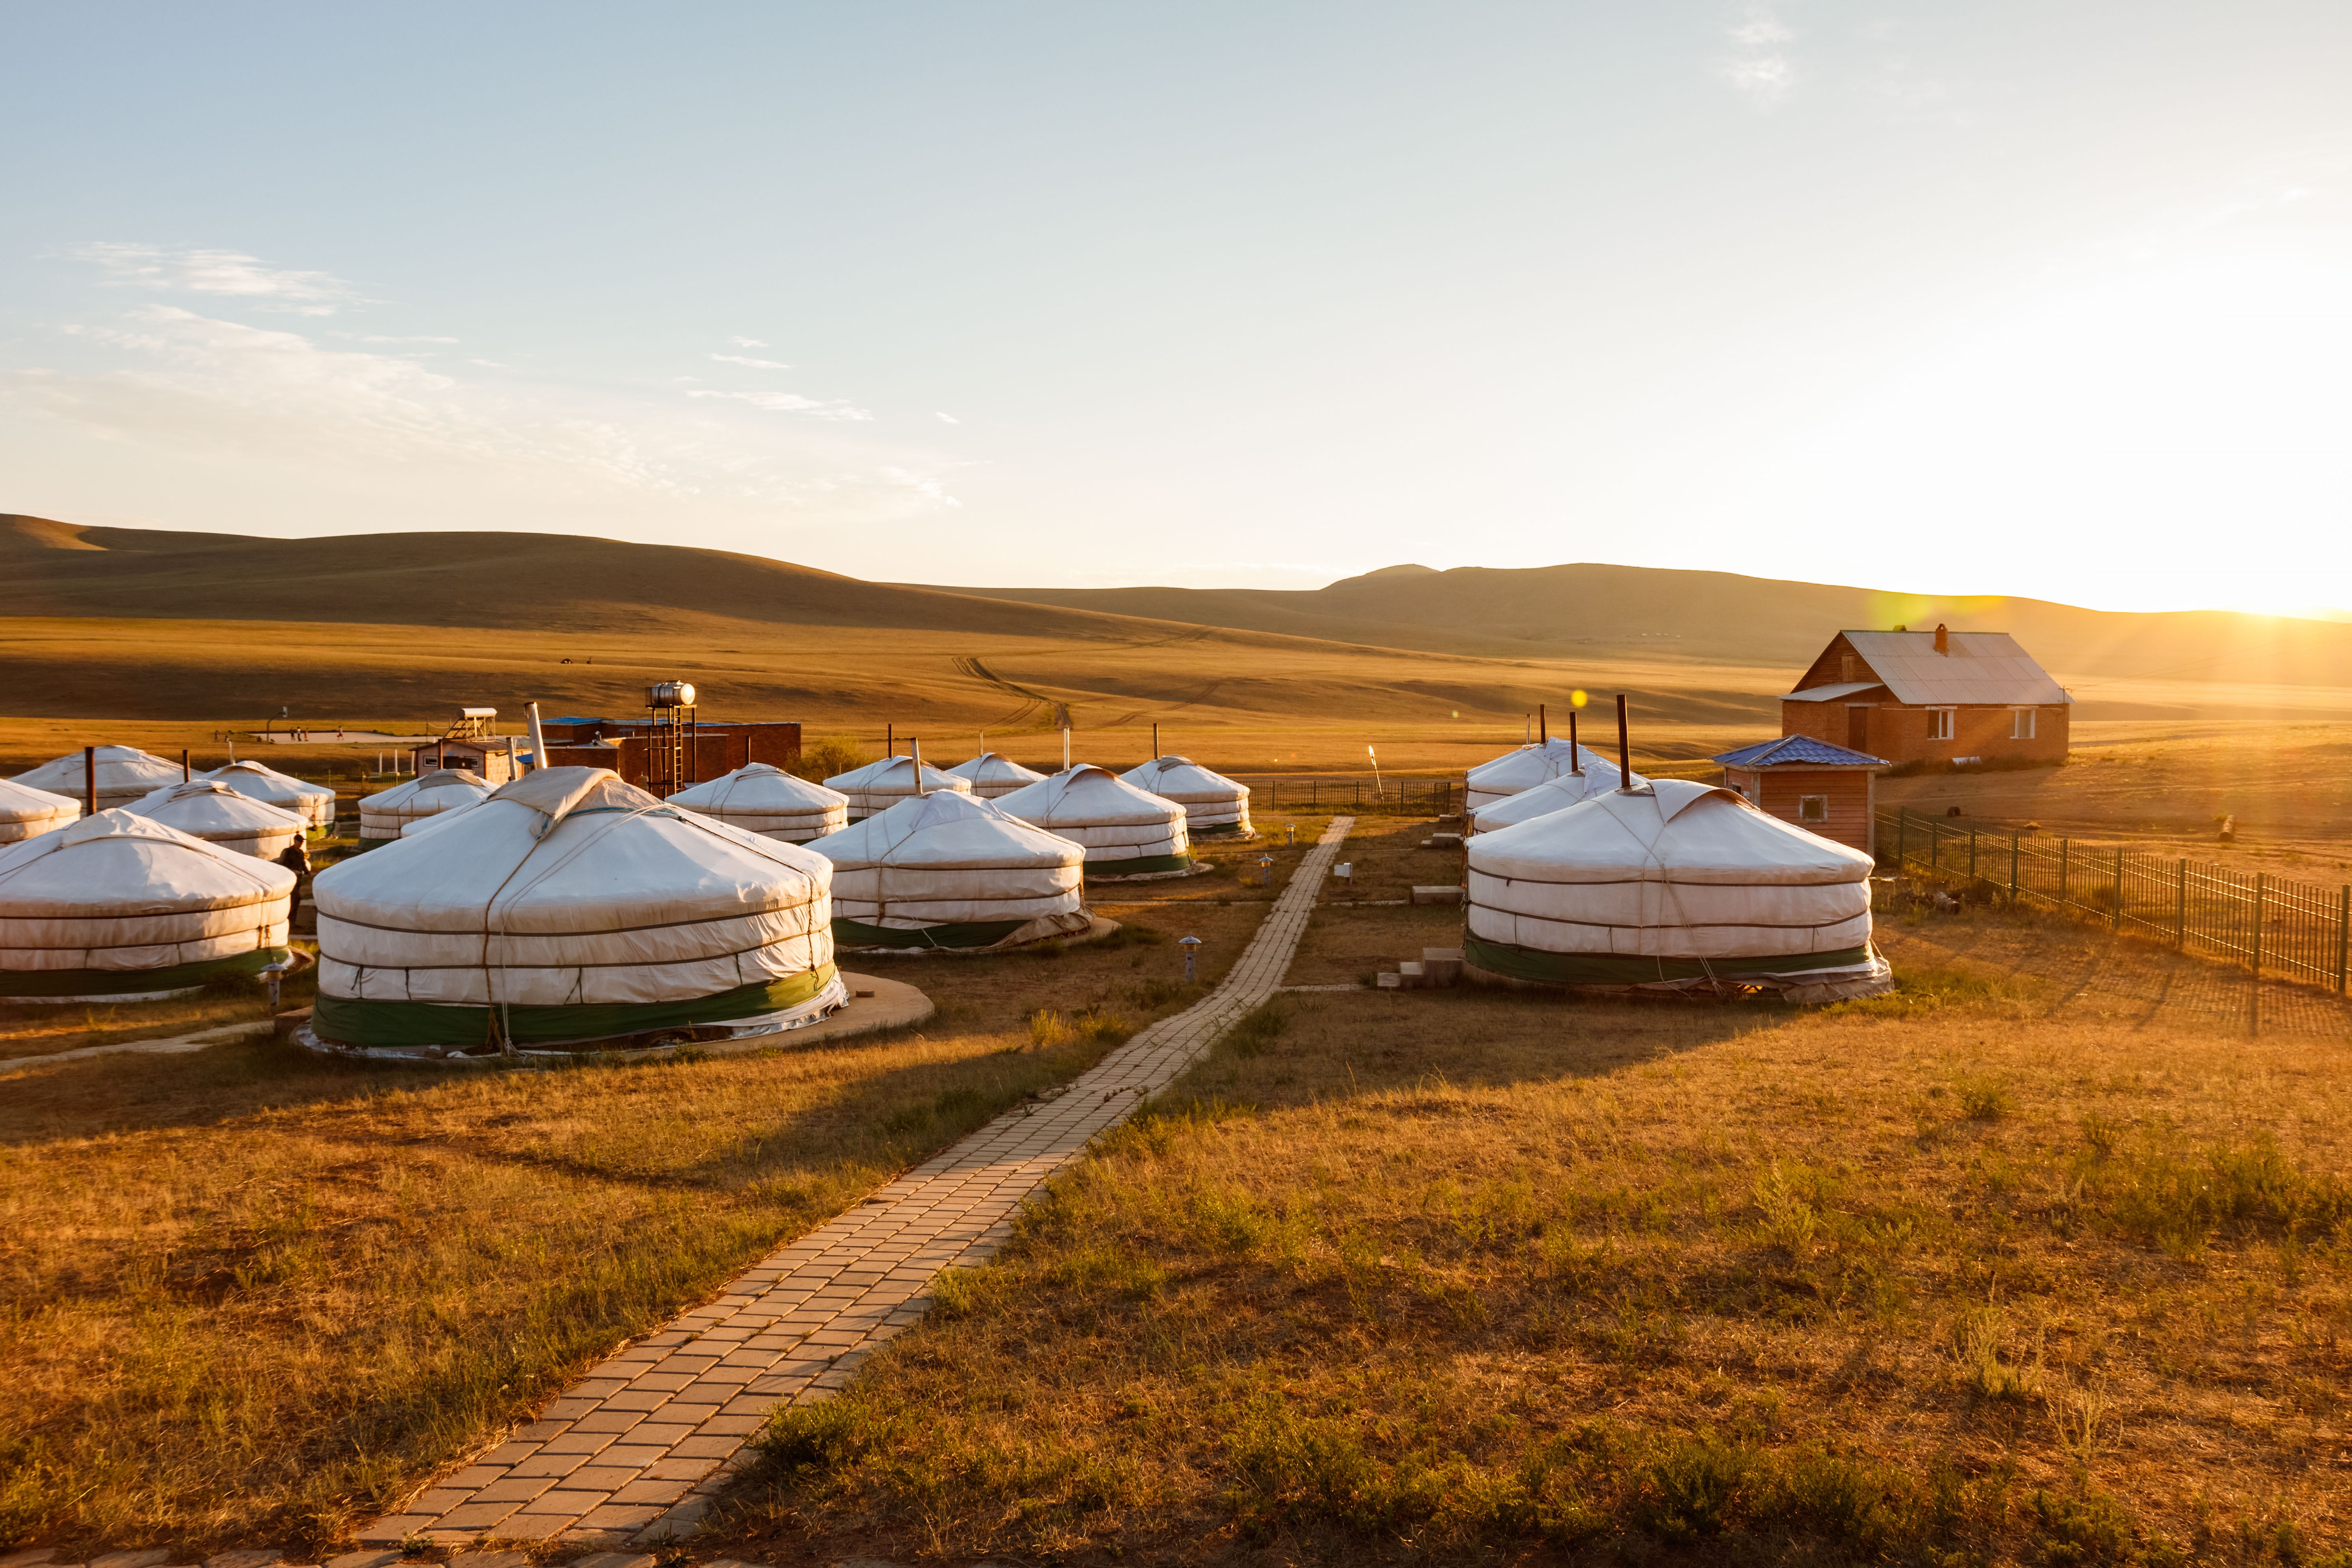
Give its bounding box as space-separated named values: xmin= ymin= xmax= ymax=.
xmin=1311 ymin=781 xmax=1317 ymax=808
xmin=2338 ymin=884 xmax=2348 ymax=994
xmin=1898 ymin=809 xmax=1908 ymax=866
xmin=2010 ymin=833 xmax=2020 ymax=902
xmin=2112 ymin=846 xmax=2125 ymax=931
xmin=1969 ymin=828 xmax=1978 ymax=881
xmin=2252 ymin=872 xmax=2266 ymax=977
xmin=1930 ymin=818 xmax=1941 ymax=874
xmin=1354 ymin=781 xmax=1361 ymax=807
xmin=2059 ymin=839 xmax=2070 ymax=910
xmin=2175 ymin=859 xmax=2187 ymax=950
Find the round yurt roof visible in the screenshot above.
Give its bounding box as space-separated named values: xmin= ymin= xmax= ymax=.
xmin=995 ymin=764 xmax=1184 ymax=832
xmin=12 ymin=745 xmax=184 ymax=802
xmin=1464 ymin=778 xmax=1880 ymax=991
xmin=127 ymin=780 xmax=307 ymax=849
xmin=203 ymin=760 xmax=337 ymax=823
xmin=0 ymin=810 xmax=296 ymax=997
xmin=1464 ymin=738 xmax=1621 ymax=806
xmin=823 ymin=755 xmax=972 ymax=815
xmin=310 ymin=766 xmax=840 ymax=1050
xmin=816 ymin=788 xmax=1083 ymax=875
xmin=814 ymin=790 xmax=1086 ymax=949
xmin=361 ymin=768 xmax=496 ymax=819
xmin=945 ymin=751 xmax=1047 ymax=796
xmin=0 ymin=777 xmax=80 ymax=842
xmin=1466 ymin=755 xmax=1633 ymax=834
xmin=1121 ymin=755 xmax=1248 ymax=805
xmin=671 ymin=764 xmax=849 ymax=817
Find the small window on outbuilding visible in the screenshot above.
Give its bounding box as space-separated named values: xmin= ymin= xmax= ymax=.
xmin=1929 ymin=708 xmax=1955 ymax=741
xmin=1798 ymin=794 xmax=1829 ymax=824
xmin=2011 ymin=708 xmax=2036 ymax=740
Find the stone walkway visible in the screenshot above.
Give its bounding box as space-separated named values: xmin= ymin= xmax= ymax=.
xmin=360 ymin=817 xmax=1356 ymax=1549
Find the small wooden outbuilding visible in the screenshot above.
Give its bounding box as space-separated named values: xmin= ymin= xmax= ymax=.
xmin=1714 ymin=735 xmax=1890 ymax=854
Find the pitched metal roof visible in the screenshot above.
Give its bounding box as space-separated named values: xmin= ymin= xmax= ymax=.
xmin=1806 ymin=631 xmax=2069 ymax=706
xmin=1782 ymin=681 xmax=1885 ymax=702
xmin=1713 ymin=736 xmax=1891 ymax=769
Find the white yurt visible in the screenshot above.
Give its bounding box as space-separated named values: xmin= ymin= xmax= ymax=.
xmin=823 ymin=755 xmax=972 ymax=821
xmin=1466 ymin=754 xmax=1638 ymax=835
xmin=308 ymin=766 xmax=844 ymax=1054
xmin=1120 ymin=755 xmax=1253 ymax=838
xmin=0 ymin=811 xmax=294 ymax=1002
xmin=357 ymin=768 xmax=497 ymax=848
xmin=0 ymin=777 xmax=79 ymax=844
xmin=204 ymin=760 xmax=337 ymax=831
xmin=993 ymin=765 xmax=1192 ymax=879
xmin=945 ymin=751 xmax=1047 ymax=800
xmin=669 ymin=764 xmax=849 ymax=843
xmin=1463 ymin=738 xmax=1626 ymax=814
xmin=815 ymin=789 xmax=1090 ymax=951
xmin=127 ymin=780 xmax=307 ymax=860
xmin=11 ymin=746 xmax=185 ymax=812
xmin=1463 ymin=777 xmax=1891 ymax=1001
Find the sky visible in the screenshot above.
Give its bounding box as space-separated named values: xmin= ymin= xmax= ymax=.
xmin=1 ymin=2 xmax=2348 ymax=614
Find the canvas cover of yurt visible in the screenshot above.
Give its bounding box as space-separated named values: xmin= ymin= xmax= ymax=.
xmin=823 ymin=755 xmax=972 ymax=820
xmin=1121 ymin=755 xmax=1254 ymax=837
xmin=669 ymin=764 xmax=849 ymax=843
xmin=993 ymin=764 xmax=1191 ymax=878
xmin=128 ymin=780 xmax=307 ymax=860
xmin=0 ymin=777 xmax=79 ymax=844
xmin=357 ymin=768 xmax=497 ymax=847
xmin=204 ymin=760 xmax=337 ymax=830
xmin=815 ymin=788 xmax=1089 ymax=951
xmin=12 ymin=746 xmax=185 ymax=812
xmin=1466 ymin=753 xmax=1638 ymax=835
xmin=1463 ymin=738 xmax=1623 ymax=813
xmin=1463 ymin=777 xmax=1891 ymax=1001
xmin=0 ymin=810 xmax=294 ymax=1001
xmin=309 ymin=766 xmax=843 ymax=1052
xmin=945 ymin=751 xmax=1047 ymax=800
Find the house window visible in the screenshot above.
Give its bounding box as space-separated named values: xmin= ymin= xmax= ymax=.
xmin=1840 ymin=653 xmax=1858 ymax=683
xmin=1798 ymin=794 xmax=1829 ymax=824
xmin=2011 ymin=708 xmax=2036 ymax=740
xmin=1929 ymin=709 xmax=1955 ymax=741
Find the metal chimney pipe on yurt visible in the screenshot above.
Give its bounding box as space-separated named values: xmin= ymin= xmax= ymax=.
xmin=1539 ymin=704 xmax=1547 ymax=744
xmin=1569 ymin=711 xmax=1580 ymax=773
xmin=912 ymin=738 xmax=925 ymax=795
xmin=527 ymin=701 xmax=548 ymax=775
xmin=1615 ymin=695 xmax=1633 ymax=791
xmin=84 ymin=745 xmax=96 ymax=819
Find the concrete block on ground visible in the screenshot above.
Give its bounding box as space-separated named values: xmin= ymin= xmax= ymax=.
xmin=1397 ymin=961 xmax=1425 ymax=988
xmin=1375 ymin=971 xmax=1403 ymax=990
xmin=1410 ymin=885 xmax=1463 ymax=905
xmin=1421 ymin=947 xmax=1464 ymax=986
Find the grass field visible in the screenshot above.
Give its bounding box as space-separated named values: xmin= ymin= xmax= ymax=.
xmin=708 ymin=819 xmax=2352 ymax=1567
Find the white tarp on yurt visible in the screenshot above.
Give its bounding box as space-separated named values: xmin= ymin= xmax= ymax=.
xmin=1464 ymin=777 xmax=1891 ymax=1000
xmin=945 ymin=751 xmax=1047 ymax=800
xmin=1120 ymin=756 xmax=1254 ymax=837
xmin=128 ymin=780 xmax=307 ymax=860
xmin=669 ymin=764 xmax=849 ymax=843
xmin=815 ymin=789 xmax=1088 ymax=951
xmin=310 ymin=766 xmax=843 ymax=1052
xmin=0 ymin=811 xmax=294 ymax=1001
xmin=358 ymin=768 xmax=497 ymax=847
xmin=993 ymin=765 xmax=1191 ymax=878
xmin=823 ymin=756 xmax=972 ymax=820
xmin=11 ymin=746 xmax=185 ymax=812
xmin=0 ymin=777 xmax=79 ymax=845
xmin=1466 ymin=754 xmax=1636 ymax=835
xmin=1464 ymin=738 xmax=1625 ymax=813
xmin=203 ymin=760 xmax=337 ymax=830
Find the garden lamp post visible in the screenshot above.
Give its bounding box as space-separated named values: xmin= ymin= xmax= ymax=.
xmin=1258 ymin=853 xmax=1275 ymax=887
xmin=260 ymin=959 xmax=292 ymax=1012
xmin=1179 ymin=934 xmax=1201 ymax=984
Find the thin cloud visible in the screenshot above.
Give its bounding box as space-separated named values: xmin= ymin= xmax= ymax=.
xmin=685 ymin=387 xmax=873 ymax=422
xmin=1715 ymin=7 xmax=1795 ymax=108
xmin=710 ymin=352 xmax=793 ymax=369
xmin=730 ymin=336 xmax=769 ymax=348
xmin=934 ymin=411 xmax=960 ymax=424
xmin=71 ymin=243 xmax=363 ymax=315
xmin=355 ymin=334 xmax=461 ymax=344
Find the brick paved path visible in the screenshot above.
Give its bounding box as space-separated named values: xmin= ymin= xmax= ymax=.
xmin=362 ymin=817 xmax=1356 ymax=1550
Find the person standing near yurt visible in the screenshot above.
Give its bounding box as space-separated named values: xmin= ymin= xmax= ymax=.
xmin=0 ymin=777 xmax=79 ymax=844
xmin=356 ymin=768 xmax=495 ymax=848
xmin=669 ymin=764 xmax=849 ymax=843
xmin=993 ymin=764 xmax=1192 ymax=880
xmin=1121 ymin=755 xmax=1254 ymax=838
xmin=0 ymin=812 xmax=294 ymax=1002
xmin=824 ymin=755 xmax=970 ymax=821
xmin=816 ymin=789 xmax=1089 ymax=951
xmin=11 ymin=746 xmax=183 ymax=812
xmin=1462 ymin=775 xmax=1890 ymax=1001
xmin=944 ymin=751 xmax=1047 ymax=800
xmin=307 ymin=766 xmax=843 ymax=1055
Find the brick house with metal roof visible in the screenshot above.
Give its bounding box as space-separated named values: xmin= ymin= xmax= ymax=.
xmin=1715 ymin=735 xmax=1890 ymax=854
xmin=1780 ymin=624 xmax=2070 ymax=769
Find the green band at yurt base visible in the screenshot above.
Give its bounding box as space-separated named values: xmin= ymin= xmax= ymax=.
xmin=0 ymin=946 xmax=290 ymax=999
xmin=1463 ymin=933 xmax=1874 ymax=988
xmin=311 ymin=963 xmax=840 ymax=1050
xmin=1188 ymin=821 xmax=1252 ymax=838
xmin=833 ymin=916 xmax=1032 ymax=951
xmin=1085 ymin=851 xmax=1195 ymax=877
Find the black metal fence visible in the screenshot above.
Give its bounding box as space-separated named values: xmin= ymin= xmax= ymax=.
xmin=1879 ymin=807 xmax=2351 ymax=993
xmin=1237 ymin=776 xmax=1459 ymax=817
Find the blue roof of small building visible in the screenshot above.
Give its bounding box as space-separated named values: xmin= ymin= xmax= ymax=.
xmin=1713 ymin=735 xmax=1891 ymax=768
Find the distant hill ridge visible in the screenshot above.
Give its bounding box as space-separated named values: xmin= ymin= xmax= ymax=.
xmin=7 ymin=515 xmax=2351 ymax=689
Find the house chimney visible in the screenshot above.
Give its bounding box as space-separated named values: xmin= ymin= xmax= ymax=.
xmin=1934 ymin=623 xmax=1949 ymax=655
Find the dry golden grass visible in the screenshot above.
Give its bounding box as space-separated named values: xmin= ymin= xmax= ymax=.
xmin=0 ymin=898 xmax=1249 ymax=1553
xmin=717 ymin=881 xmax=2352 ymax=1565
